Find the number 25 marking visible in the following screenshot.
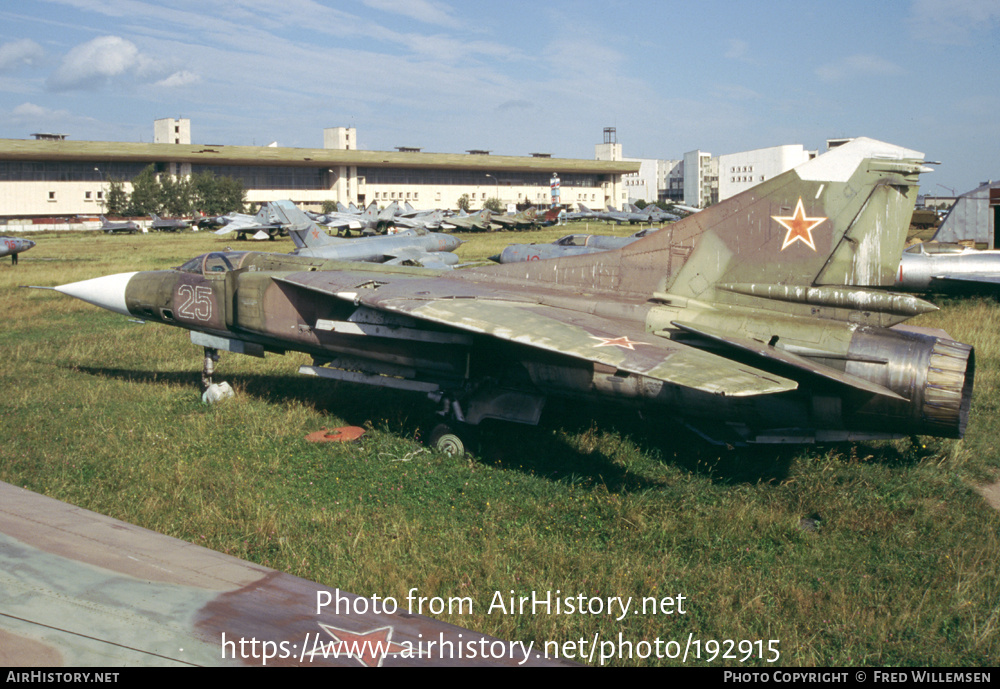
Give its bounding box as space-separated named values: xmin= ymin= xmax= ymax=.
xmin=177 ymin=285 xmax=213 ymax=321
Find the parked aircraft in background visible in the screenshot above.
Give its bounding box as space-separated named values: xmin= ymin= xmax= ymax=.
xmin=627 ymin=204 xmax=681 ymax=223
xmin=489 ymin=209 xmax=538 ymax=231
xmin=99 ymin=216 xmax=140 ymax=234
xmin=1 ymin=236 xmax=35 ymax=265
xmin=391 ymin=210 xmax=446 ymax=231
xmin=490 ymin=230 xmax=651 ymax=263
xmin=150 ymin=214 xmax=190 ymax=232
xmin=44 ymin=139 xmax=974 ymax=452
xmin=894 ymin=242 xmax=1000 ymax=293
xmin=213 ymin=206 xmax=286 ymax=240
xmin=279 ymin=200 xmax=462 ymax=269
xmin=443 ymin=209 xmax=492 ymax=232
xmin=564 ymin=204 xmax=599 ymax=221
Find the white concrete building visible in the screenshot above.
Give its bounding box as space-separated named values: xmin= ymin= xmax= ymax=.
xmin=0 ymin=122 xmax=636 ymax=218
xmin=683 ymin=150 xmax=717 ymax=208
xmin=622 ymin=158 xmax=682 ymax=204
xmin=717 ymin=144 xmax=816 ymax=201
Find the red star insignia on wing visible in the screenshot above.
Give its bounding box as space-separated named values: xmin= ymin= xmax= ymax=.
xmin=591 ymin=335 xmax=645 ymax=350
xmin=310 ymin=623 xmax=406 ymax=667
xmin=773 ymin=198 xmax=826 ymax=252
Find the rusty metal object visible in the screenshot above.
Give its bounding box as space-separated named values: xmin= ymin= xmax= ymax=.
xmin=305 ymin=426 xmax=366 ymax=443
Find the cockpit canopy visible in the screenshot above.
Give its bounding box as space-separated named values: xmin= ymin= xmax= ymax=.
xmin=177 ymin=252 xmax=252 ymax=275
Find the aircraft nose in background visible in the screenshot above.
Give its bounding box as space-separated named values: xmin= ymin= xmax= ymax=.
xmin=54 ymin=272 xmax=137 ymax=317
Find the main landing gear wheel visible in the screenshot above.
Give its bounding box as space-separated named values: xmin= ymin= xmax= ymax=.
xmin=428 ymin=423 xmax=473 ymax=457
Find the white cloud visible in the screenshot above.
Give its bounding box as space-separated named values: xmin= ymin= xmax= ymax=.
xmin=909 ymin=0 xmax=1000 ymax=43
xmin=0 ymin=39 xmax=45 ymax=72
xmin=9 ymin=102 xmax=74 ymax=126
xmin=47 ymin=35 xmax=169 ymax=90
xmin=362 ymin=0 xmax=464 ymax=29
xmin=155 ymin=70 xmax=200 ymax=88
xmin=816 ymin=54 xmax=904 ymax=82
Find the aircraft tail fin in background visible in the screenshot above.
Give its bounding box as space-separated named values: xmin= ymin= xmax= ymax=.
xmin=268 ymin=200 xmax=332 ymax=249
xmin=618 ymin=137 xmax=931 ymax=298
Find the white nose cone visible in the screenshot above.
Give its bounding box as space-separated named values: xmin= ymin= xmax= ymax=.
xmin=54 ymin=272 xmax=137 ymax=316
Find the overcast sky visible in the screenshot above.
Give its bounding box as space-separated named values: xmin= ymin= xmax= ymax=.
xmin=1 ymin=0 xmax=996 ymax=194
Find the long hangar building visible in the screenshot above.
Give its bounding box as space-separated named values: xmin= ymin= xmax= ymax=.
xmin=0 ymin=120 xmax=638 ymax=218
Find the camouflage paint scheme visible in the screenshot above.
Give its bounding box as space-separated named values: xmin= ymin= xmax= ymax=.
xmin=49 ymin=138 xmax=974 ymax=446
xmin=0 ymin=482 xmax=570 ymax=666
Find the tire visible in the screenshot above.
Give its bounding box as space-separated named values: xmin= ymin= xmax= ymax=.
xmin=429 ymin=423 xmax=468 ymax=457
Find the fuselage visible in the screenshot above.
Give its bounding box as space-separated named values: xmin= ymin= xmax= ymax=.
xmin=895 ymin=243 xmax=1000 ymax=291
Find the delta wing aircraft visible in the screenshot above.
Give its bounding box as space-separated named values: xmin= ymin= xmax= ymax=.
xmin=1 ymin=236 xmax=35 ymax=265
xmin=43 ymin=138 xmax=974 ymax=451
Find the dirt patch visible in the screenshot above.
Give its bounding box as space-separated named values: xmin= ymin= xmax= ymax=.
xmin=975 ymin=480 xmax=1000 ymax=512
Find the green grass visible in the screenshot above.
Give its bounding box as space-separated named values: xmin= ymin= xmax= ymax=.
xmin=1 ymin=228 xmax=997 ymax=666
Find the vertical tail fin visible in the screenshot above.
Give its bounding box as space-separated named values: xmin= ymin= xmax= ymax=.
xmin=267 ymin=200 xmax=331 ymax=249
xmin=487 ymin=138 xmax=931 ymax=303
xmin=625 ymin=137 xmax=930 ymax=298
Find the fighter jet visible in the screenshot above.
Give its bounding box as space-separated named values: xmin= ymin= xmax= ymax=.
xmin=1 ymin=236 xmax=35 ymax=265
xmin=42 ymin=138 xmax=974 ymax=452
xmin=490 ymin=230 xmax=650 ymax=263
xmin=443 ymin=209 xmax=492 ymax=232
xmin=99 ymin=216 xmax=140 ymax=234
xmin=565 ymin=204 xmax=599 ymax=221
xmin=150 ymin=214 xmax=190 ymax=232
xmin=628 ymin=204 xmax=681 ymax=223
xmin=489 ymin=208 xmax=538 ymax=231
xmin=279 ymin=200 xmax=462 ymax=269
xmin=893 ymin=242 xmax=1000 ymax=293
xmin=213 ymin=205 xmax=287 ymax=240
xmin=392 ymin=209 xmax=446 ymax=231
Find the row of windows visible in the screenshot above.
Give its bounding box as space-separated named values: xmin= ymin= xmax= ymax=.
xmin=43 ymin=191 xmax=105 ymax=201
xmin=0 ymin=160 xmax=611 ymax=191
xmin=0 ymin=161 xmax=149 ymax=182
xmin=373 ymin=191 xmax=419 ymax=201
xmin=190 ymin=165 xmax=326 ymax=190
xmin=357 ymin=167 xmax=602 ymax=188
xmin=731 ymin=176 xmax=765 ymax=183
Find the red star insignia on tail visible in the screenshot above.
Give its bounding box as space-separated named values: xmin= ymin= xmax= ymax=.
xmin=773 ymin=198 xmax=826 ymax=251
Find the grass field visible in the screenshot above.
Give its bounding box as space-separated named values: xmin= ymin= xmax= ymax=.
xmin=1 ymin=227 xmax=997 ymax=666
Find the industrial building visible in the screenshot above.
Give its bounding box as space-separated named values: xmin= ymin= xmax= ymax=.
xmin=932 ymin=181 xmax=1000 ymax=248
xmin=0 ymin=120 xmax=637 ymax=218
